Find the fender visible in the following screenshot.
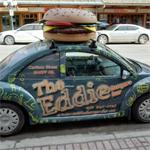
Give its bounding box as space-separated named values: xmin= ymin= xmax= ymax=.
xmin=120 ymin=77 xmax=150 ymax=114
xmin=0 ymin=81 xmax=42 ymax=124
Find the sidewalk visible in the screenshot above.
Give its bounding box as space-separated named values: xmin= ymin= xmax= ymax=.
xmin=1 ymin=130 xmax=150 ymax=150
xmin=2 ymin=136 xmax=150 ymax=150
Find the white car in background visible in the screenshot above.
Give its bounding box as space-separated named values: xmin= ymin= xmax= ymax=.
xmin=97 ymin=24 xmax=150 ymax=44
xmin=0 ymin=23 xmax=44 ymax=45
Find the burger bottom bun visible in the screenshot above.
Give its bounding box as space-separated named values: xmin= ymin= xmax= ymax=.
xmin=43 ymin=32 xmax=96 ymax=42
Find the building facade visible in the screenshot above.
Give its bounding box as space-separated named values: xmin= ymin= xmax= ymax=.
xmin=0 ymin=0 xmax=104 ymax=32
xmin=0 ymin=0 xmax=150 ymax=32
xmin=99 ymin=0 xmax=150 ymax=28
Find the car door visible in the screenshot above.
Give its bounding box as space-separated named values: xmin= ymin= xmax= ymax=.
xmin=14 ymin=24 xmax=40 ymax=42
xmin=60 ymin=51 xmax=133 ymax=117
xmin=126 ymin=26 xmax=140 ymax=42
xmin=16 ymin=51 xmax=61 ymax=117
xmin=31 ymin=24 xmax=44 ymax=41
xmin=110 ymin=26 xmax=128 ymax=42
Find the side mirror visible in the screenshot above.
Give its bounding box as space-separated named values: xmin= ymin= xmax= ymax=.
xmin=122 ymin=70 xmax=130 ymax=80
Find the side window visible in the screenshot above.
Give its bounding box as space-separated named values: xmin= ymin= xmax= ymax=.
xmin=20 ymin=52 xmax=60 ymax=79
xmin=127 ymin=26 xmax=139 ymax=30
xmin=66 ymin=52 xmax=121 ymax=77
xmin=34 ymin=25 xmax=43 ymax=30
xmin=19 ymin=25 xmax=34 ymax=31
xmin=115 ymin=26 xmax=128 ymax=31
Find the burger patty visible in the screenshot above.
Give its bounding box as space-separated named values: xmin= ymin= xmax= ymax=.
xmin=48 ymin=27 xmax=92 ymax=34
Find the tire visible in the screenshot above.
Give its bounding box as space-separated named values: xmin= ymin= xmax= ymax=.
xmin=97 ymin=34 xmax=108 ymax=44
xmin=138 ymin=34 xmax=149 ymax=44
xmin=132 ymin=94 xmax=150 ymax=123
xmin=0 ymin=102 xmax=25 ymax=136
xmin=4 ymin=35 xmax=15 ymax=45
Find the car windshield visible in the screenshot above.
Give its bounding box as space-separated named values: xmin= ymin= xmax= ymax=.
xmin=96 ymin=42 xmax=138 ymax=72
xmin=106 ymin=24 xmax=118 ymax=30
xmin=104 ymin=45 xmax=139 ymax=72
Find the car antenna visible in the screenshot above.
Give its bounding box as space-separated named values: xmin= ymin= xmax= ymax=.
xmin=89 ymin=39 xmax=97 ymax=50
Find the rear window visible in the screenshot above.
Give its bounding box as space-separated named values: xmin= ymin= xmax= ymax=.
xmin=0 ymin=41 xmax=50 ymax=72
xmin=34 ymin=25 xmax=43 ymax=30
xmin=127 ymin=26 xmax=139 ymax=30
xmin=20 ymin=25 xmax=34 ymax=31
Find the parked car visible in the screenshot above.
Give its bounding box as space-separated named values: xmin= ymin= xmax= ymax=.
xmin=0 ymin=23 xmax=44 ymax=45
xmin=1 ymin=40 xmax=150 ymax=136
xmin=97 ymin=21 xmax=110 ymax=30
xmin=97 ymin=24 xmax=150 ymax=44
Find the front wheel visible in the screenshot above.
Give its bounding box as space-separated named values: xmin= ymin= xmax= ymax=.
xmin=0 ymin=102 xmax=25 ymax=136
xmin=4 ymin=35 xmax=15 ymax=45
xmin=132 ymin=94 xmax=150 ymax=123
xmin=97 ymin=34 xmax=108 ymax=45
xmin=138 ymin=34 xmax=149 ymax=44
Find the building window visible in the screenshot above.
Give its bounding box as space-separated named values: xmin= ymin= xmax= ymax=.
xmin=146 ymin=15 xmax=150 ymax=29
xmin=24 ymin=13 xmax=37 ymax=24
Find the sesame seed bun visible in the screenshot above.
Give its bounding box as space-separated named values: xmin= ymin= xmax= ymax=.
xmin=43 ymin=8 xmax=97 ymax=23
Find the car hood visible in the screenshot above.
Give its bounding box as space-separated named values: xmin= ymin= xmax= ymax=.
xmin=1 ymin=30 xmax=16 ymax=35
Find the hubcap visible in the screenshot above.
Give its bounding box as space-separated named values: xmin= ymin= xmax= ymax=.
xmin=139 ymin=98 xmax=150 ymax=121
xmin=139 ymin=35 xmax=148 ymax=44
xmin=98 ymin=35 xmax=107 ymax=44
xmin=5 ymin=36 xmax=14 ymax=45
xmin=0 ymin=108 xmax=19 ymax=134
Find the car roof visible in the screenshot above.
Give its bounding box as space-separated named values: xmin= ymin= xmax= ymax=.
xmin=0 ymin=40 xmax=136 ymax=79
xmin=116 ymin=24 xmax=140 ymax=27
xmin=2 ymin=40 xmax=96 ymax=67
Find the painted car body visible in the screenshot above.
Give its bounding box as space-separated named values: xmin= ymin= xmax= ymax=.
xmin=0 ymin=40 xmax=150 ymax=126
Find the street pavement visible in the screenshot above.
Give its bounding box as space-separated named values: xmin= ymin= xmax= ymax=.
xmin=109 ymin=43 xmax=150 ymax=65
xmin=0 ymin=42 xmax=150 ymax=150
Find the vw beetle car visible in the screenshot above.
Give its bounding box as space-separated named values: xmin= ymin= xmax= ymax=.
xmin=0 ymin=40 xmax=150 ymax=136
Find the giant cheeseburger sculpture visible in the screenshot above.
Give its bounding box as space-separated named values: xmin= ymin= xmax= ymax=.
xmin=42 ymin=8 xmax=97 ymax=42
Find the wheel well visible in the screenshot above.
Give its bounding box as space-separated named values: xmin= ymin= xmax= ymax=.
xmin=130 ymin=92 xmax=150 ymax=117
xmin=1 ymin=100 xmax=29 ymax=124
xmin=4 ymin=35 xmax=14 ymax=39
xmin=98 ymin=34 xmax=109 ymax=42
xmin=139 ymin=34 xmax=149 ymax=40
xmin=132 ymin=93 xmax=150 ymax=108
xmin=4 ymin=35 xmax=15 ymax=43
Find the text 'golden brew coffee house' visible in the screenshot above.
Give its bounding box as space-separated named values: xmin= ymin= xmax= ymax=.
xmin=0 ymin=0 xmax=150 ymax=32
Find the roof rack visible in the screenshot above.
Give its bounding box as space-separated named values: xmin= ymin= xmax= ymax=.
xmin=89 ymin=39 xmax=97 ymax=49
xmin=49 ymin=39 xmax=97 ymax=50
xmin=49 ymin=40 xmax=58 ymax=49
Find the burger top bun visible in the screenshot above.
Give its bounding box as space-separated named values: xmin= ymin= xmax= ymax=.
xmin=43 ymin=8 xmax=97 ymax=23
